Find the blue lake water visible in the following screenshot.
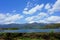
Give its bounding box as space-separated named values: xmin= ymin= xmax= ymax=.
xmin=0 ymin=29 xmax=60 ymax=33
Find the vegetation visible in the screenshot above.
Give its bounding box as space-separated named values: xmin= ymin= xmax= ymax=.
xmin=0 ymin=32 xmax=60 ymax=40
xmin=5 ymin=28 xmax=19 ymax=30
xmin=23 ymin=23 xmax=60 ymax=29
xmin=42 ymin=23 xmax=60 ymax=29
xmin=0 ymin=28 xmax=19 ymax=30
xmin=0 ymin=23 xmax=60 ymax=40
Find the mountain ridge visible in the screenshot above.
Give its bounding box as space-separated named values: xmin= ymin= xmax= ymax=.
xmin=0 ymin=23 xmax=60 ymax=29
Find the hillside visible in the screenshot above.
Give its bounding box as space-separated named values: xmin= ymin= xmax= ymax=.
xmin=0 ymin=23 xmax=60 ymax=30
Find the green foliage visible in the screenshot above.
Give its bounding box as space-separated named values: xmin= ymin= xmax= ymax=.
xmin=43 ymin=23 xmax=60 ymax=29
xmin=0 ymin=33 xmax=60 ymax=40
xmin=2 ymin=28 xmax=19 ymax=30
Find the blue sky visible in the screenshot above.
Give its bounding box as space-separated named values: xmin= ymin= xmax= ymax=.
xmin=0 ymin=0 xmax=60 ymax=24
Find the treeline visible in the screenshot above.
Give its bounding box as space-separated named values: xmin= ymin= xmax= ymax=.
xmin=0 ymin=28 xmax=19 ymax=30
xmin=41 ymin=23 xmax=60 ymax=29
xmin=0 ymin=32 xmax=60 ymax=40
xmin=23 ymin=23 xmax=60 ymax=29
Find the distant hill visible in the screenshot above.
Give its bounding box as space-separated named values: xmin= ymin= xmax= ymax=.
xmin=0 ymin=23 xmax=46 ymax=28
xmin=0 ymin=23 xmax=60 ymax=29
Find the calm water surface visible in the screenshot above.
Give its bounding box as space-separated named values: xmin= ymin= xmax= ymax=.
xmin=0 ymin=29 xmax=60 ymax=33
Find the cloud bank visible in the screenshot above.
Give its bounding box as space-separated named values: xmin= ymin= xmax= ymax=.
xmin=0 ymin=13 xmax=23 ymax=24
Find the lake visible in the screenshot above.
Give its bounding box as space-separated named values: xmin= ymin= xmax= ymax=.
xmin=0 ymin=29 xmax=60 ymax=33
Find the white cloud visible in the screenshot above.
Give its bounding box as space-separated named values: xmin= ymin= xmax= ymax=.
xmin=25 ymin=14 xmax=60 ymax=23
xmin=39 ymin=16 xmax=60 ymax=23
xmin=48 ymin=0 xmax=60 ymax=14
xmin=25 ymin=12 xmax=48 ymax=23
xmin=4 ymin=14 xmax=23 ymax=22
xmin=0 ymin=14 xmax=6 ymax=20
xmin=25 ymin=16 xmax=34 ymax=22
xmin=46 ymin=16 xmax=60 ymax=22
xmin=36 ymin=20 xmax=48 ymax=23
xmin=38 ymin=12 xmax=48 ymax=17
xmin=23 ymin=4 xmax=44 ymax=14
xmin=24 ymin=8 xmax=28 ymax=11
xmin=45 ymin=3 xmax=51 ymax=10
xmin=28 ymin=21 xmax=35 ymax=24
xmin=0 ymin=13 xmax=23 ymax=24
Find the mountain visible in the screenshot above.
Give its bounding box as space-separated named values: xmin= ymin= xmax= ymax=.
xmin=0 ymin=23 xmax=46 ymax=28
xmin=0 ymin=23 xmax=60 ymax=29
